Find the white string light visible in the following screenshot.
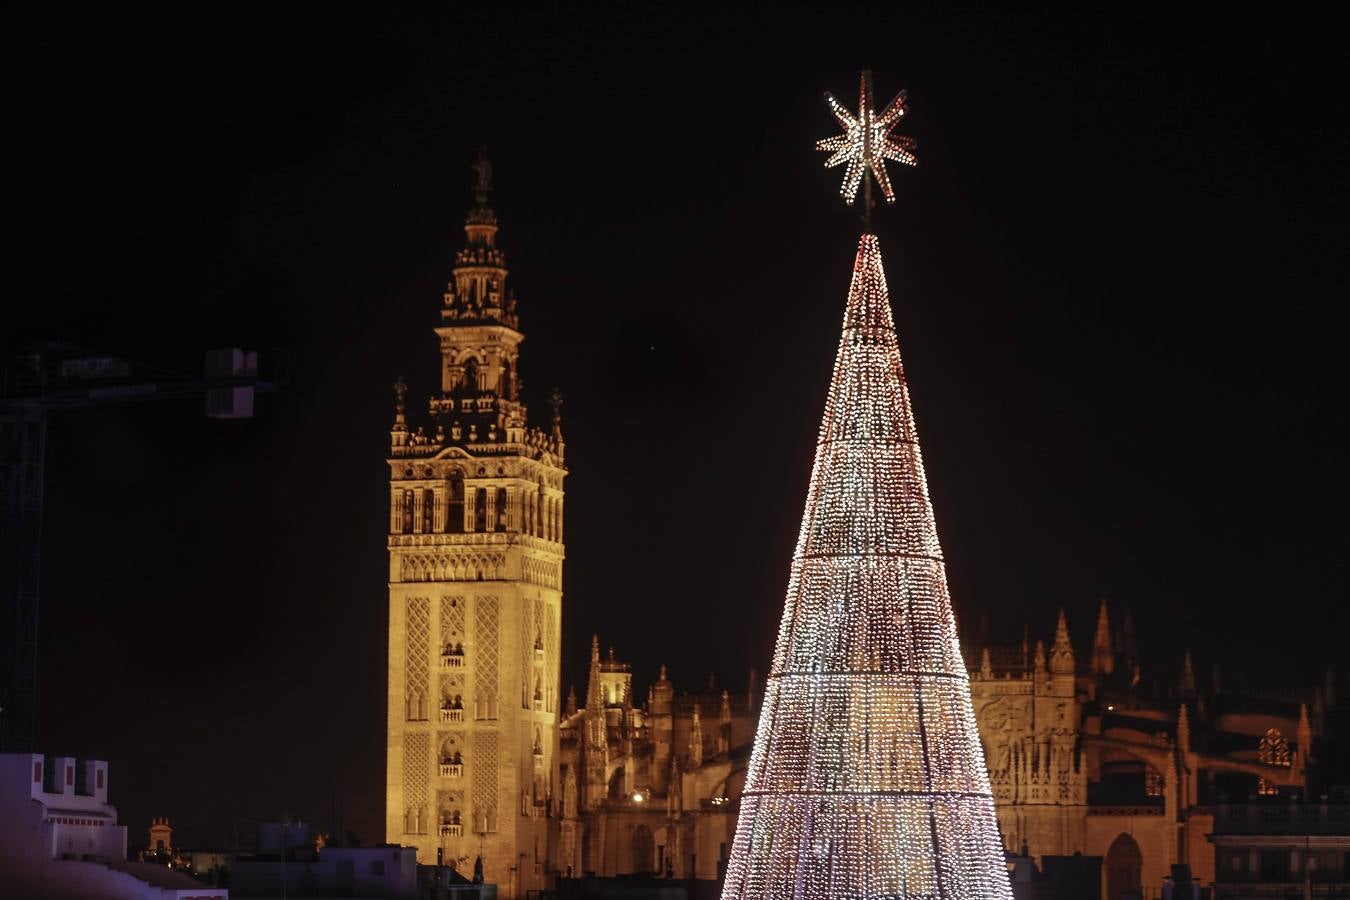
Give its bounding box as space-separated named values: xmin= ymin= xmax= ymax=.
xmin=721 ymin=233 xmax=1012 ymax=899
xmin=816 ymin=72 xmax=917 ymax=206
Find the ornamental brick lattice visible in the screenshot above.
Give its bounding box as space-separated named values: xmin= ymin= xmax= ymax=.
xmin=721 ymin=233 xmax=1012 ymax=899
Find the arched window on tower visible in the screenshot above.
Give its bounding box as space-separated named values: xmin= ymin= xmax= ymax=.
xmin=422 ymin=489 xmax=435 ymax=533
xmin=536 ymin=482 xmax=545 ymax=537
xmin=496 ymin=488 xmax=508 ymax=531
xmin=464 ymin=357 xmax=479 ymax=393
xmin=474 ymin=488 xmax=488 ymax=532
xmin=402 ymin=490 xmax=415 ymax=534
xmin=447 ymin=472 xmax=464 ymax=533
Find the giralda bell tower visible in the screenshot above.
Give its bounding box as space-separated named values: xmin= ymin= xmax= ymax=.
xmin=386 ymin=151 xmax=565 ymax=896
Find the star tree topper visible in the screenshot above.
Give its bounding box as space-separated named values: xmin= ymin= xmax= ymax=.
xmin=817 ymin=70 xmax=917 ymax=213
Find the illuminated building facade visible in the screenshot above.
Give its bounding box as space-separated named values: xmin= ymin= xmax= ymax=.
xmin=967 ymin=600 xmax=1312 ymax=899
xmin=385 ymin=158 xmax=565 ymax=897
xmin=554 ymin=640 xmax=759 ymax=881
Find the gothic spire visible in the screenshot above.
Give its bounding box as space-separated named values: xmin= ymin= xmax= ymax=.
xmin=1091 ymin=598 xmax=1114 ymax=675
xmin=1177 ymin=703 xmax=1191 ymax=753
xmin=1179 ymin=649 xmax=1196 ymax=699
xmin=585 ymin=635 xmax=603 ymax=714
xmin=688 ymin=704 xmax=704 ymax=769
xmin=1050 ymin=608 xmax=1074 ymax=675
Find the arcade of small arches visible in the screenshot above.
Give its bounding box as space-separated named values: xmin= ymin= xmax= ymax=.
xmin=400 ymin=551 xmax=507 ymax=584
xmin=391 ymin=472 xmax=562 ymax=542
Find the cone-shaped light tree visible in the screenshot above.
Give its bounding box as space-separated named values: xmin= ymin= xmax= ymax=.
xmin=721 ymin=75 xmax=1011 ymax=900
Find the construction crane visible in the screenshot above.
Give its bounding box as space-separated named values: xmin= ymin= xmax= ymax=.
xmin=0 ymin=341 xmax=283 ymax=751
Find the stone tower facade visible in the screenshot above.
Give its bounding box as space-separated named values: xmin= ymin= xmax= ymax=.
xmin=386 ymin=159 xmax=565 ymax=897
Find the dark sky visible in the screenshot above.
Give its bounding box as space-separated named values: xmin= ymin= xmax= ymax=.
xmin=10 ymin=7 xmax=1347 ymax=848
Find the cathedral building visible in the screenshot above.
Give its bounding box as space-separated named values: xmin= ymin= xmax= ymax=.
xmin=967 ymin=600 xmax=1311 ymax=898
xmin=554 ymin=639 xmax=760 ymax=881
xmin=385 ymin=157 xmax=565 ymax=897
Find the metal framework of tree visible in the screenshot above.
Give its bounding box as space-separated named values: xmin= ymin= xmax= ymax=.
xmin=721 ymin=74 xmax=1011 ymax=899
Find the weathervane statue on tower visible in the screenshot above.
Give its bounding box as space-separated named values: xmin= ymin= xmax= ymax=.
xmin=471 ymin=146 xmax=493 ymax=206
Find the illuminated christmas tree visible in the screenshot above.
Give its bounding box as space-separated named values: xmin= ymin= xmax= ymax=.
xmin=721 ymin=74 xmax=1012 ymax=900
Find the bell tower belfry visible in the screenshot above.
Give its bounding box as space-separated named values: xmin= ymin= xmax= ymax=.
xmin=385 ymin=151 xmax=566 ymax=897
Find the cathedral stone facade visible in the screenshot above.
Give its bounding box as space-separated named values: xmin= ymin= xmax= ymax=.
xmin=968 ymin=601 xmax=1311 ymax=897
xmin=386 ymin=169 xmax=564 ymax=897
xmin=554 ymin=640 xmax=759 ymax=882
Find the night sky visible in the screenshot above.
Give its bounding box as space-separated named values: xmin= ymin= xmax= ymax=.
xmin=10 ymin=8 xmax=1347 ymax=848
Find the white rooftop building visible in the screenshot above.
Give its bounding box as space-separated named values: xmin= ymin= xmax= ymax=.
xmin=0 ymin=752 xmax=227 ymax=899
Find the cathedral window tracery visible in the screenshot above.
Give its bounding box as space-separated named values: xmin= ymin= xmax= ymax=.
xmin=1259 ymin=728 xmax=1290 ymax=767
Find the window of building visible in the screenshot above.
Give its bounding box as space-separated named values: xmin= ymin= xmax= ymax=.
xmin=448 ymin=473 xmax=464 ymax=533
xmin=496 ymin=488 xmax=508 ymax=530
xmin=535 ymin=483 xmax=545 ymax=536
xmin=402 ymin=490 xmax=414 ymax=534
xmin=423 ymin=489 xmax=435 ymax=533
xmin=474 ymin=488 xmax=487 ymax=532
xmin=1259 ymin=728 xmax=1290 ymax=767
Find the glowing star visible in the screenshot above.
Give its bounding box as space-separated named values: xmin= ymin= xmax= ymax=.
xmin=816 ymin=70 xmax=917 ymax=206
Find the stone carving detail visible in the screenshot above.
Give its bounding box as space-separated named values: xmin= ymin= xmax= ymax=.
xmin=438 ymin=731 xmax=466 ymax=761
xmin=537 ymin=597 xmax=556 ymax=712
xmin=440 ymin=673 xmax=466 ymax=709
xmin=521 ymin=598 xmax=534 ymax=709
xmin=404 ymin=732 xmax=429 ymax=833
xmin=474 ymin=596 xmax=499 ymax=719
xmin=522 ymin=556 xmax=560 ymax=589
xmin=441 ymin=595 xmax=466 ymax=649
xmin=402 ymin=551 xmax=506 ymax=583
xmin=406 ymin=597 xmax=430 ymax=720
xmin=473 ymin=731 xmax=500 ymax=832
